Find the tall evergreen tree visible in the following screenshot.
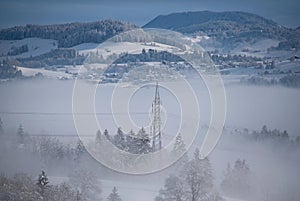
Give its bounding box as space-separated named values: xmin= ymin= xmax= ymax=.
xmin=75 ymin=140 xmax=86 ymax=160
xmin=114 ymin=127 xmax=126 ymax=150
xmin=107 ymin=186 xmax=122 ymax=201
xmin=136 ymin=127 xmax=151 ymax=154
xmin=125 ymin=129 xmax=136 ymax=153
xmin=104 ymin=129 xmax=111 ymax=141
xmin=172 ymin=133 xmax=188 ymax=170
xmin=173 ymin=133 xmax=186 ymax=155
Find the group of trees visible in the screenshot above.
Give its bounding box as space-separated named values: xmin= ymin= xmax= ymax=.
xmin=7 ymin=44 xmax=29 ymax=56
xmin=235 ymin=125 xmax=300 ymax=146
xmin=113 ymin=49 xmax=184 ymax=64
xmin=96 ymin=127 xmax=187 ymax=157
xmin=209 ymin=51 xmax=263 ymax=69
xmin=240 ymin=74 xmax=300 ymax=88
xmin=220 ymin=159 xmax=252 ymax=199
xmin=156 ymin=149 xmax=223 ymax=201
xmin=5 ymin=117 xmax=300 ymax=201
xmin=0 ymin=60 xmax=22 ymax=78
xmin=0 ymin=20 xmax=136 ymax=48
xmin=16 ymin=48 xmax=85 ymax=68
xmin=0 ymin=173 xmax=84 ymax=201
xmin=0 ymin=171 xmax=123 ymax=201
xmin=97 ymin=127 xmax=153 ymax=154
xmin=0 ymin=120 xmax=89 ymax=165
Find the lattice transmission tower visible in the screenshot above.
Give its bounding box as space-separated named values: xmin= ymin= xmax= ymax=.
xmin=150 ymin=82 xmax=162 ymax=152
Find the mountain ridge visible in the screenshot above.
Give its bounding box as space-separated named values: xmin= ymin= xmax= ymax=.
xmin=143 ymin=11 xmax=279 ymax=30
xmin=143 ymin=11 xmax=300 ymax=50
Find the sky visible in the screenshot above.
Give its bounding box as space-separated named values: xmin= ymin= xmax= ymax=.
xmin=0 ymin=0 xmax=299 ymax=28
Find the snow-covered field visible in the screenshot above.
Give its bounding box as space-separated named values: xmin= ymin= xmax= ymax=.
xmin=18 ymin=66 xmax=73 ymax=79
xmin=0 ymin=38 xmax=57 ymax=59
xmin=231 ymin=39 xmax=280 ymax=57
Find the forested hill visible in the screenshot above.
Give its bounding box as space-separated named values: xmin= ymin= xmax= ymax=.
xmin=0 ymin=20 xmax=137 ymax=48
xmin=143 ymin=11 xmax=300 ymax=50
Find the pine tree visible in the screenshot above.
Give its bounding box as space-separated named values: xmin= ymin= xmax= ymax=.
xmin=136 ymin=127 xmax=151 ymax=154
xmin=114 ymin=127 xmax=126 ymax=150
xmin=104 ymin=129 xmax=111 ymax=141
xmin=107 ymin=186 xmax=122 ymax=201
xmin=37 ymin=170 xmax=49 ymax=196
xmin=125 ymin=129 xmax=136 ymax=153
xmin=173 ymin=133 xmax=186 ymax=155
xmin=75 ymin=140 xmax=86 ymax=160
xmin=172 ymin=133 xmax=188 ymax=170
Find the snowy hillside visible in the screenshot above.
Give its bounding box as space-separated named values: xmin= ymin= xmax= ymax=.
xmin=0 ymin=38 xmax=57 ymax=59
xmin=17 ymin=66 xmax=73 ymax=79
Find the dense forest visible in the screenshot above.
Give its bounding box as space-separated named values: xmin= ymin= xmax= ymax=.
xmin=0 ymin=20 xmax=137 ymax=48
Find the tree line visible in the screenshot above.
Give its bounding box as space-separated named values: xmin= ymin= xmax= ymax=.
xmin=0 ymin=20 xmax=137 ymax=48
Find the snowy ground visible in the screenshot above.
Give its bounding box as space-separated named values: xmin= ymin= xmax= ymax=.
xmin=231 ymin=39 xmax=280 ymax=57
xmin=18 ymin=66 xmax=73 ymax=79
xmin=0 ymin=38 xmax=57 ymax=59
xmin=49 ymin=176 xmax=242 ymax=201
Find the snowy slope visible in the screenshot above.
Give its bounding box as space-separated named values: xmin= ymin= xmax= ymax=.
xmin=231 ymin=39 xmax=280 ymax=57
xmin=0 ymin=38 xmax=57 ymax=59
xmin=18 ymin=66 xmax=73 ymax=79
xmin=74 ymin=41 xmax=182 ymax=57
xmin=72 ymin=43 xmax=100 ymax=52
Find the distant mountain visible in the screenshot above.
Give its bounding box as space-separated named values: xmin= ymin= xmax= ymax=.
xmin=0 ymin=20 xmax=137 ymax=48
xmin=143 ymin=11 xmax=300 ymax=50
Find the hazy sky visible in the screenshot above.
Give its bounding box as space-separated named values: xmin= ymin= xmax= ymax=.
xmin=0 ymin=0 xmax=299 ymax=28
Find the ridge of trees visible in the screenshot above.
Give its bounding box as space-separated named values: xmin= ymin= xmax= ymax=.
xmin=0 ymin=20 xmax=137 ymax=48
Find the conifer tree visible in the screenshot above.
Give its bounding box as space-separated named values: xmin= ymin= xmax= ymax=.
xmin=107 ymin=186 xmax=122 ymax=201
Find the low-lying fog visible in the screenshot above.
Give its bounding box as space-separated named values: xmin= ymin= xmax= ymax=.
xmin=0 ymin=79 xmax=299 ymax=137
xmin=0 ymin=78 xmax=300 ymax=201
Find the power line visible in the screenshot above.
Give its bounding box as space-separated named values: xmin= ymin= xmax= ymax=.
xmin=0 ymin=111 xmax=180 ymax=116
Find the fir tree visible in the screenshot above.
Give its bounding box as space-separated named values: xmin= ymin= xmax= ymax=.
xmin=173 ymin=133 xmax=186 ymax=155
xmin=104 ymin=129 xmax=111 ymax=141
xmin=136 ymin=127 xmax=151 ymax=154
xmin=75 ymin=140 xmax=86 ymax=160
xmin=114 ymin=127 xmax=126 ymax=150
xmin=125 ymin=129 xmax=136 ymax=153
xmin=107 ymin=186 xmax=122 ymax=201
xmin=172 ymin=133 xmax=188 ymax=169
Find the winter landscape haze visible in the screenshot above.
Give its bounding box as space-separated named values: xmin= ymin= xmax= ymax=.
xmin=0 ymin=1 xmax=300 ymax=201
